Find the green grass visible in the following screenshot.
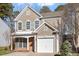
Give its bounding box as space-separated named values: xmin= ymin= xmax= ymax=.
xmin=0 ymin=47 xmax=11 ymax=55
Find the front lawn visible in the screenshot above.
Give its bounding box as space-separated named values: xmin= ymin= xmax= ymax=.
xmin=0 ymin=47 xmax=11 ymax=55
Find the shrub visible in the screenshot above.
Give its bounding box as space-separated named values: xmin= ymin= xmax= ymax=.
xmin=60 ymin=40 xmax=72 ymax=56
xmin=54 ymin=54 xmax=61 ymax=56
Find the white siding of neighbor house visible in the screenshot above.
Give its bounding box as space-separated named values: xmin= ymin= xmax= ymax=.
xmin=0 ymin=18 xmax=11 ymax=47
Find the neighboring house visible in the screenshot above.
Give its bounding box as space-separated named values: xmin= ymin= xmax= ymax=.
xmin=0 ymin=18 xmax=11 ymax=47
xmin=2 ymin=16 xmax=15 ymax=32
xmin=11 ymin=6 xmax=62 ymax=54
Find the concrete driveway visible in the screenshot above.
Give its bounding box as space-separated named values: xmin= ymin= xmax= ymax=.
xmin=4 ymin=52 xmax=54 ymax=56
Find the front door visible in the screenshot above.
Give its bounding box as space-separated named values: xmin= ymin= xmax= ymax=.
xmin=15 ymin=38 xmax=27 ymax=51
xmin=29 ymin=37 xmax=34 ymax=52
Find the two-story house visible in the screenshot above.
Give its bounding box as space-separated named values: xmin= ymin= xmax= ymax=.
xmin=11 ymin=6 xmax=62 ymax=54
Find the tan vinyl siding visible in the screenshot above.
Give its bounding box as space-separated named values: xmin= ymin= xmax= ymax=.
xmin=37 ymin=17 xmax=62 ymax=36
xmin=16 ymin=8 xmax=39 ymax=21
xmin=53 ymin=36 xmax=57 ymax=53
xmin=43 ymin=17 xmax=62 ymax=29
xmin=37 ymin=24 xmax=55 ymax=36
xmin=15 ymin=7 xmax=40 ymax=31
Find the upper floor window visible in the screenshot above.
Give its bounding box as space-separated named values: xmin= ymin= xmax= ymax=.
xmin=26 ymin=21 xmax=30 ymax=30
xmin=35 ymin=20 xmax=39 ymax=29
xmin=18 ymin=22 xmax=22 ymax=30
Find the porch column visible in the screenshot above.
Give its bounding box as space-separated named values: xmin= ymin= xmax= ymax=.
xmin=34 ymin=35 xmax=37 ymax=52
xmin=56 ymin=34 xmax=59 ymax=53
xmin=27 ymin=37 xmax=29 ymax=50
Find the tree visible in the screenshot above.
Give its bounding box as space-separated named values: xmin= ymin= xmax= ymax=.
xmin=40 ymin=6 xmax=52 ymax=13
xmin=13 ymin=11 xmax=20 ymax=18
xmin=0 ymin=3 xmax=13 ymax=18
xmin=60 ymin=40 xmax=72 ymax=56
xmin=55 ymin=5 xmax=64 ymax=11
xmin=62 ymin=4 xmax=79 ymax=52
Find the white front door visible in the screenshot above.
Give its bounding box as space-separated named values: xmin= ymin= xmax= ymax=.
xmin=37 ymin=37 xmax=54 ymax=53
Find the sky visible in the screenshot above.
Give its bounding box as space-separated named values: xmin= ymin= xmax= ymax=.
xmin=13 ymin=3 xmax=65 ymax=12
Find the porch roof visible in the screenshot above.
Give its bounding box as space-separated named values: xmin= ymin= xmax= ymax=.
xmin=12 ymin=31 xmax=37 ymax=36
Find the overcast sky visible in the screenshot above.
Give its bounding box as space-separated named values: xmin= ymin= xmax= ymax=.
xmin=13 ymin=3 xmax=65 ymax=12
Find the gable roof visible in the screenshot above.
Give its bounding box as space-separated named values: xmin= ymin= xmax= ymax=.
xmin=14 ymin=6 xmax=42 ymax=21
xmin=34 ymin=21 xmax=58 ymax=33
xmin=40 ymin=11 xmax=64 ymax=18
xmin=28 ymin=6 xmax=42 ymax=17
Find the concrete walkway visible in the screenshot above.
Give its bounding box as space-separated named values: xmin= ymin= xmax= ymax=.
xmin=4 ymin=52 xmax=54 ymax=56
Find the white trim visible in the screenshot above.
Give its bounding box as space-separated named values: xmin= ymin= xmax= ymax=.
xmin=12 ymin=31 xmax=33 ymax=35
xmin=34 ymin=35 xmax=37 ymax=52
xmin=13 ymin=36 xmax=33 ymax=38
xmin=56 ymin=34 xmax=59 ymax=53
xmin=25 ymin=20 xmax=31 ymax=30
xmin=37 ymin=36 xmax=55 ymax=39
xmin=17 ymin=20 xmax=23 ymax=31
xmin=34 ymin=21 xmax=58 ymax=32
xmin=27 ymin=37 xmax=29 ymax=50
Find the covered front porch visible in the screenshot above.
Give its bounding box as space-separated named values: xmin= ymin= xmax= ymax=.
xmin=11 ymin=31 xmax=37 ymax=52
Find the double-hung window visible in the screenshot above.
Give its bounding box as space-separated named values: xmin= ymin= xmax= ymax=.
xmin=26 ymin=21 xmax=30 ymax=30
xmin=18 ymin=22 xmax=22 ymax=30
xmin=35 ymin=21 xmax=39 ymax=29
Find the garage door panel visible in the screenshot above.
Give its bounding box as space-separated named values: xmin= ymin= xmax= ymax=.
xmin=37 ymin=38 xmax=53 ymax=53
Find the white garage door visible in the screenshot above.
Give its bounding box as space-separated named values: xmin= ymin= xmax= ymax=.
xmin=37 ymin=37 xmax=54 ymax=53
